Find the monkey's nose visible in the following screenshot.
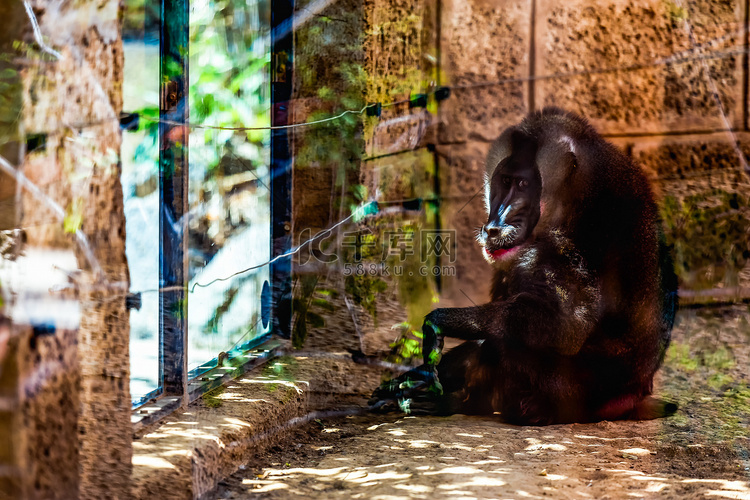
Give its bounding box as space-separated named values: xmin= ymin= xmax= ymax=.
xmin=484 ymin=225 xmax=500 ymax=238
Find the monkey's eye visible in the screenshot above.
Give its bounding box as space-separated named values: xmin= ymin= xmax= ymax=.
xmin=517 ymin=179 xmax=529 ymax=190
xmin=502 ymin=176 xmax=511 ymax=186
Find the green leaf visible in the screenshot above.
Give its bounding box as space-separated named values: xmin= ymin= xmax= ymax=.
xmin=292 ymin=313 xmax=308 ymax=349
xmin=306 ymin=312 xmax=325 ymax=329
xmin=311 ymin=298 xmax=335 ymax=312
xmin=63 ymin=198 xmax=84 ymax=234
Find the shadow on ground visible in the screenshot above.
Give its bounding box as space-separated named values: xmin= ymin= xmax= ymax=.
xmin=212 ymin=305 xmax=750 ymax=499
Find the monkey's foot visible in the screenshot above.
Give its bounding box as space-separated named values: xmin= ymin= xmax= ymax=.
xmin=368 ymin=365 xmax=443 ymax=414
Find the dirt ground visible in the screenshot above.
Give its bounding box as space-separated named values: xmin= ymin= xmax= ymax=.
xmin=211 ymin=304 xmax=750 ymax=499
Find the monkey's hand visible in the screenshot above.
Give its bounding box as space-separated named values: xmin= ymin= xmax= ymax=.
xmin=368 ymin=364 xmax=443 ymax=414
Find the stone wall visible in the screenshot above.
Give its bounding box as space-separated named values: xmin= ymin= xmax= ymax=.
xmin=0 ymin=0 xmax=131 ymax=498
xmin=289 ymin=0 xmax=750 ymax=360
xmin=356 ymin=0 xmax=750 ymax=313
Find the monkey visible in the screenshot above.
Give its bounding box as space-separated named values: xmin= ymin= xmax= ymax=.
xmin=370 ymin=107 xmax=678 ymax=425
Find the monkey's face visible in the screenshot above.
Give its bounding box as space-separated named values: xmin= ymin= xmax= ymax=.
xmin=479 ymin=151 xmax=543 ymax=264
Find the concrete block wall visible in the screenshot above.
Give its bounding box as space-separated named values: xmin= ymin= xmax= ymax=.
xmin=535 ymin=0 xmax=744 ymax=134
xmin=291 ymin=0 xmax=367 ymax=238
xmin=430 ymin=0 xmax=750 ymax=305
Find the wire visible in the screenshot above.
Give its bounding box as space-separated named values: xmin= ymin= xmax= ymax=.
xmin=23 ymin=1 xmax=63 ymax=60
xmin=187 ymin=201 xmax=377 ymax=292
xmin=123 ymin=200 xmax=379 ymax=296
xmin=157 ymin=104 xmax=373 ymax=131
xmin=26 ymin=43 xmax=746 ymax=139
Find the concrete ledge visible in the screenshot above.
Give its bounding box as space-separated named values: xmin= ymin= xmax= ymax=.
xmin=131 ymin=353 xmax=383 ymax=499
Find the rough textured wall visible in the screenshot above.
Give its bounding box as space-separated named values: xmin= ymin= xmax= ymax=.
xmin=536 ymin=0 xmax=744 ymax=134
xmin=356 ymin=0 xmax=750 ymax=315
xmin=0 ymin=0 xmax=131 ymax=498
xmin=436 ymin=0 xmax=533 ymax=306
xmin=292 ymin=0 xmax=366 ymax=236
xmin=439 ymin=0 xmax=531 ymax=143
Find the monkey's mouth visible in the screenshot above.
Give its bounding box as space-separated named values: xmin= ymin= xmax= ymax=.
xmin=484 ymin=246 xmax=520 ymax=261
xmin=479 ymin=222 xmax=524 ymax=262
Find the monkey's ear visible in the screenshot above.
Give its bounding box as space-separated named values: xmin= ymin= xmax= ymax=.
xmin=557 ymin=135 xmax=579 ymax=170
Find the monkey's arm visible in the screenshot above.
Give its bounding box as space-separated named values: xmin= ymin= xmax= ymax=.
xmin=422 ymin=280 xmax=601 ymax=369
xmin=370 ymin=290 xmax=595 ymax=408
xmin=371 ymin=255 xmax=600 ymax=408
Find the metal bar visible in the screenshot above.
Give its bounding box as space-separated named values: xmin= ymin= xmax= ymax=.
xmin=131 ymin=338 xmax=283 ymax=434
xmin=187 ymin=337 xmax=283 ymax=403
xmin=270 ymin=0 xmax=294 ymax=338
xmin=159 ymin=0 xmax=189 ymax=400
xmin=131 ymin=385 xmax=164 ymax=409
xmin=132 ymin=396 xmax=182 ymax=436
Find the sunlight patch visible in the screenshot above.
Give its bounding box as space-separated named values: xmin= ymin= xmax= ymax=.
xmin=240 ymin=479 xmax=289 ymax=493
xmin=456 ymin=433 xmax=484 ymax=438
xmin=437 ymin=477 xmax=507 ymax=488
xmin=705 ymin=491 xmax=750 ymax=500
xmin=132 ymin=455 xmax=176 ymax=469
xmin=408 ymin=439 xmax=439 ymax=448
xmin=393 ymin=483 xmax=432 ymax=493
xmin=525 ymin=438 xmax=566 ymax=452
xmin=424 ymin=466 xmax=482 ymax=476
xmin=619 ymin=448 xmax=652 ymax=456
xmin=266 ymin=467 xmax=345 ymax=477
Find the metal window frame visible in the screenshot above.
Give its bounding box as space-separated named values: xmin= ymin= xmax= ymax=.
xmin=131 ymin=0 xmax=293 ymax=422
xmin=159 ymin=0 xmax=189 ymax=402
xmin=271 ymin=0 xmax=294 ymax=339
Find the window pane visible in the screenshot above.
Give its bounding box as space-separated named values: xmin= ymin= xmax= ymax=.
xmin=187 ymin=0 xmax=272 ymax=374
xmin=122 ymin=1 xmax=160 ymax=403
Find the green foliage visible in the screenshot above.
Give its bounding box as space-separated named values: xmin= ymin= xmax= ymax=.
xmin=63 ymin=198 xmax=84 ymax=234
xmin=660 ymin=331 xmax=750 ymax=442
xmin=665 ymin=342 xmax=699 ymax=371
xmin=202 ymin=386 xmax=225 ymax=407
xmin=707 ymin=373 xmax=734 ymax=390
xmin=0 ymin=62 xmax=21 ymax=144
xmin=703 ymin=347 xmax=735 ymax=371
xmin=660 ymin=190 xmax=750 ymax=289
xmin=663 ymin=0 xmax=688 ymax=22
xmin=388 ymin=324 xmax=423 ymax=362
xmin=131 ymin=0 xmax=271 ymax=182
xmin=291 ymin=276 xmax=339 ymax=349
xmin=345 ymin=273 xmax=388 ymax=323
xmin=122 ymin=0 xmax=160 ymax=37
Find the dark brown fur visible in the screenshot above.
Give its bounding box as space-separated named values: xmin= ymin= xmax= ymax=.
xmin=371 ymin=108 xmax=678 ymax=425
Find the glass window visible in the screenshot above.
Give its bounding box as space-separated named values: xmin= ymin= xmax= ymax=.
xmin=122 ymin=0 xmax=160 ymax=403
xmin=186 ymin=0 xmax=272 ymax=376
xmin=122 ymin=0 xmax=272 ymax=405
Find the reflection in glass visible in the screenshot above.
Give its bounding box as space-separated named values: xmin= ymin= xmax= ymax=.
xmin=187 ymin=0 xmax=272 ymax=374
xmin=122 ymin=1 xmax=160 ymax=403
